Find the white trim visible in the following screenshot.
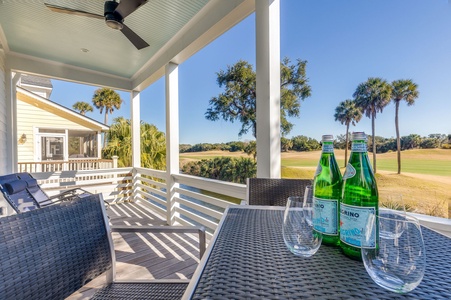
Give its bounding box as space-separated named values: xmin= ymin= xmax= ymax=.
xmin=6 ymin=52 xmax=132 ymax=91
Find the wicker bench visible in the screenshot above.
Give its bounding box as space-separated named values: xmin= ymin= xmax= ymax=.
xmin=0 ymin=194 xmax=206 ymax=300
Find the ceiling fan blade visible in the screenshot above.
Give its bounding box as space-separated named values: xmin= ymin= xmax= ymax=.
xmin=115 ymin=0 xmax=147 ymax=19
xmin=120 ymin=24 xmax=149 ymax=50
xmin=45 ymin=3 xmax=104 ymax=20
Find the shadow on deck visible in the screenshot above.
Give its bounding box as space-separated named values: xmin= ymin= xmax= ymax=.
xmin=67 ymin=200 xmax=202 ymax=299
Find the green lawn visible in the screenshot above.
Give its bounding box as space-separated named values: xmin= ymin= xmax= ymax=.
xmin=180 ymin=149 xmax=451 ymax=218
xmin=281 ymin=149 xmax=451 ymax=177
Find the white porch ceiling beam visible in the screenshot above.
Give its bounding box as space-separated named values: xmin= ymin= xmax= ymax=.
xmin=131 ymin=0 xmax=254 ymax=91
xmin=6 ymin=52 xmax=132 ymax=91
xmin=256 ymin=0 xmax=281 ymax=178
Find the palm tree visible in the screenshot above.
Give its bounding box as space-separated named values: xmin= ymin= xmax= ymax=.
xmin=92 ymin=88 xmax=123 ymax=146
xmin=391 ymin=79 xmax=419 ymax=174
xmin=334 ymin=99 xmax=362 ymax=167
xmin=72 ymin=101 xmax=93 ymax=115
xmin=102 ymin=117 xmax=166 ymax=170
xmin=353 ymin=77 xmax=392 ymax=173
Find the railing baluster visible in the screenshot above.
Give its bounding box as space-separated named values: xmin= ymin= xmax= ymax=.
xmin=18 ymin=159 xmax=114 ymax=173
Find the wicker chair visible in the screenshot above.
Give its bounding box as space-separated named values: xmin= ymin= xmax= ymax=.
xmin=245 ymin=178 xmax=312 ymax=206
xmin=0 ymin=194 xmax=206 ymax=300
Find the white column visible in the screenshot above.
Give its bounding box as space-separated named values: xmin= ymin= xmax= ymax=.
xmin=97 ymin=131 xmax=102 ymax=158
xmin=165 ymin=62 xmax=179 ymax=226
xmin=6 ymin=71 xmax=21 ymax=173
xmin=0 ymin=50 xmax=7 ymax=174
xmin=131 ymin=91 xmax=141 ymax=203
xmin=131 ymin=90 xmax=141 ymax=167
xmin=255 ymin=0 xmax=281 ymax=178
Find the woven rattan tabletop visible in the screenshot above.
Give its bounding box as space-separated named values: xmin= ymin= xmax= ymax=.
xmin=183 ymin=206 xmax=451 ymax=300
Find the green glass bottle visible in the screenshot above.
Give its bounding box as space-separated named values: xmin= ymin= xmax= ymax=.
xmin=313 ymin=135 xmax=343 ymax=246
xmin=340 ymin=132 xmax=378 ymax=260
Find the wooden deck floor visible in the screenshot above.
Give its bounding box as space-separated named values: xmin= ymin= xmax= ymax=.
xmin=67 ymin=200 xmax=203 ymax=299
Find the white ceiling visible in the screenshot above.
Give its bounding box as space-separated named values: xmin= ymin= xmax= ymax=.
xmin=0 ymin=0 xmax=254 ymax=91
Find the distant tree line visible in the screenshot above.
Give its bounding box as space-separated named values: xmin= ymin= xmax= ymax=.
xmin=334 ymin=133 xmax=451 ymax=153
xmin=180 ymin=133 xmax=451 ymax=155
xmin=180 ymin=141 xmax=249 ymax=153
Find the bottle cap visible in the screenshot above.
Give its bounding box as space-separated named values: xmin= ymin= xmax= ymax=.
xmin=352 ymin=132 xmax=367 ymax=141
xmin=322 ymin=135 xmax=334 ymax=142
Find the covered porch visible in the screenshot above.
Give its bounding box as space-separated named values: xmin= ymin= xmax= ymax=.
xmin=0 ymin=0 xmax=281 ymax=180
xmin=0 ymin=2 xmax=275 ymax=297
xmin=1 ymin=1 xmax=451 ymax=299
xmin=0 ymin=0 xmax=282 ymax=226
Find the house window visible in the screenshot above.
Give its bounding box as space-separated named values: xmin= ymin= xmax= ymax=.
xmin=68 ymin=131 xmax=98 ymax=158
xmin=41 ymin=136 xmax=64 ymax=160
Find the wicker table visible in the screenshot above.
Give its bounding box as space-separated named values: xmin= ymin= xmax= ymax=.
xmin=183 ymin=206 xmax=451 ymax=299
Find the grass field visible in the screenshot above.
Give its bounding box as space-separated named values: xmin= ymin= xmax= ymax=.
xmin=181 ymin=149 xmax=451 ymax=218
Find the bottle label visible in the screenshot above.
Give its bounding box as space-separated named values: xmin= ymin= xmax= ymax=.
xmin=351 ymin=141 xmax=367 ymax=152
xmin=342 ymin=163 xmax=356 ymax=180
xmin=340 ymin=204 xmax=376 ymax=248
xmin=313 ymin=197 xmax=338 ymax=235
xmin=322 ymin=142 xmax=334 ymax=153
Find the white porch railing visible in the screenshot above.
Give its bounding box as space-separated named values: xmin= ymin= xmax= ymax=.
xmin=19 ymin=158 xmax=115 ymax=173
xmin=31 ymin=166 xmax=450 ymax=239
xmin=32 ymin=166 xmax=247 ymax=236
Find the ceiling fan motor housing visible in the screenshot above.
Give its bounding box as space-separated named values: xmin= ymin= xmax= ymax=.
xmin=104 ymin=1 xmax=123 ymax=30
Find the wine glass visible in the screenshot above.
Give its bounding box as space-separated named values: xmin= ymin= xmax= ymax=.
xmin=379 ymin=208 xmax=407 ymax=239
xmin=303 ymin=185 xmax=314 ymax=225
xmin=361 ymin=211 xmax=426 ymax=293
xmin=282 ymin=191 xmax=322 ymax=257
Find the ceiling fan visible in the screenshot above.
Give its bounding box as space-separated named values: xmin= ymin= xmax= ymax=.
xmin=45 ymin=0 xmax=149 ymax=50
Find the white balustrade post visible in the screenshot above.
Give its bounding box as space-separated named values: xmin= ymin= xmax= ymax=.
xmin=112 ymin=156 xmax=118 ymax=169
xmin=256 ymin=0 xmax=281 ymax=178
xmin=165 ymin=62 xmax=180 ymax=226
xmin=112 ymin=155 xmax=118 ymax=202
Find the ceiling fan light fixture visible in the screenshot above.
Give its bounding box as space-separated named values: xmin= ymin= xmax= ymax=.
xmin=105 ymin=15 xmax=123 ymax=30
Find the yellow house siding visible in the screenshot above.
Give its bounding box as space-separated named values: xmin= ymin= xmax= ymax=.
xmin=17 ymin=93 xmax=102 ymax=162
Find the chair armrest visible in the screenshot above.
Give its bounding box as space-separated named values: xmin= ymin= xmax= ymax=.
xmin=48 ymin=188 xmax=90 ymax=200
xmin=111 ymin=225 xmax=206 ymax=259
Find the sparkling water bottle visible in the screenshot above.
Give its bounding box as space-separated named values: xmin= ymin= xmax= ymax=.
xmin=340 ymin=132 xmax=378 ymax=260
xmin=313 ymin=135 xmax=343 ymax=246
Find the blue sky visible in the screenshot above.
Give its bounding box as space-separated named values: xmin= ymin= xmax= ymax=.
xmin=50 ymin=0 xmax=451 ymax=145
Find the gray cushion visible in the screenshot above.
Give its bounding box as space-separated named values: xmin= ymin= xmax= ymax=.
xmin=5 ymin=180 xmax=27 ymax=194
xmin=24 ymin=178 xmax=38 ymax=187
